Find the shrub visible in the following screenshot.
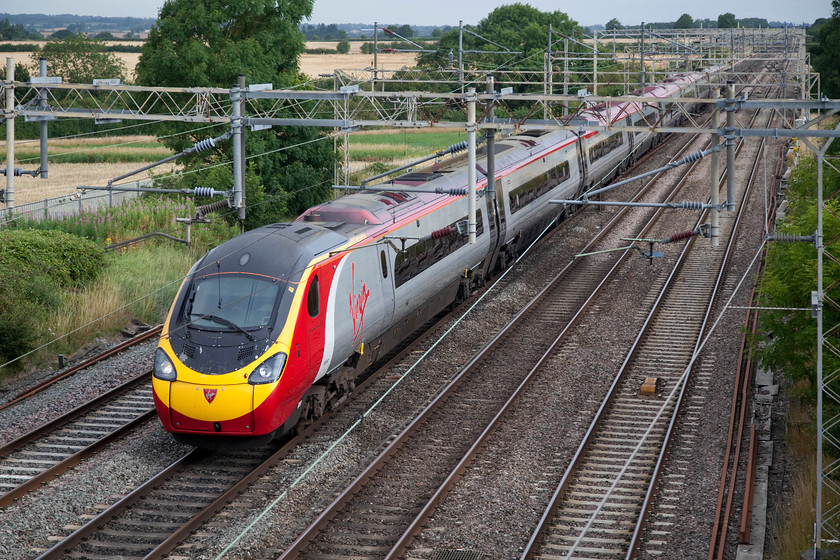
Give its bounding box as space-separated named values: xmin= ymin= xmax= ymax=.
xmin=0 ymin=229 xmax=100 ymax=368
xmin=0 ymin=229 xmax=105 ymax=287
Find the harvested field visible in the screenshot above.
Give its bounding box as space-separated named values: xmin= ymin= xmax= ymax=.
xmin=5 ymin=161 xmax=177 ymax=206
xmin=1 ymin=41 xmax=419 ymax=81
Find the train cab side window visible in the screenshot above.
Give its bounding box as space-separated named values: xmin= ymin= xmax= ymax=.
xmin=380 ymin=250 xmax=388 ymax=279
xmin=307 ymin=276 xmax=319 ymax=317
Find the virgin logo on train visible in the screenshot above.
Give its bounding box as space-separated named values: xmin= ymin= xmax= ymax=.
xmin=203 ymin=388 xmax=217 ymax=404
xmin=350 ymin=263 xmax=370 ymax=344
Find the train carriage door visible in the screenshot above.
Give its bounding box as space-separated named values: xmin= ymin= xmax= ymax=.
xmin=304 ymin=273 xmax=324 ymax=376
xmin=379 ymin=248 xmax=395 ymax=326
xmin=577 ymin=133 xmax=588 ymax=192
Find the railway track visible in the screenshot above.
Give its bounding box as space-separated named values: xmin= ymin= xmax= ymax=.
xmin=520 ymin=81 xmax=777 ymax=560
xmin=0 ymin=327 xmax=166 ymax=512
xmin=270 ymin=102 xmax=736 ymax=559
xmin=6 ymin=61 xmax=781 ymax=560
xmin=31 ymin=297 xmax=489 ymax=560
xmin=0 ymin=326 xmax=160 ymax=412
xmin=27 ymin=99 xmax=712 ymax=560
xmin=0 ymin=373 xmax=155 ymax=508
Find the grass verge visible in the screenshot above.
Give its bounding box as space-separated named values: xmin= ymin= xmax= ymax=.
xmin=773 ymin=392 xmax=817 ymax=559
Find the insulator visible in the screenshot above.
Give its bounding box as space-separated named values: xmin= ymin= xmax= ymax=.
xmin=434 ymin=187 xmax=468 ymax=196
xmin=195 ymin=199 xmax=230 ymax=218
xmin=677 ymin=201 xmax=705 ymax=209
xmin=192 ymin=137 xmax=217 ymax=153
xmin=193 ymin=187 xmax=218 ymax=197
xmin=429 ymin=226 xmax=454 ymax=239
xmin=683 ymin=150 xmax=705 ymax=163
xmin=448 ymin=140 xmax=468 ymax=154
xmin=769 ymin=232 xmax=815 ymax=243
xmin=662 ymin=230 xmax=696 ymax=243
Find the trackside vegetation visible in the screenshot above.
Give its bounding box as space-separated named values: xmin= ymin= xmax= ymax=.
xmin=757 ymin=125 xmax=840 ymax=556
xmin=0 ymin=196 xmax=240 ymax=374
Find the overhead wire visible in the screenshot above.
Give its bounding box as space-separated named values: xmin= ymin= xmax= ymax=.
xmin=13 ymin=122 xmax=227 ymax=163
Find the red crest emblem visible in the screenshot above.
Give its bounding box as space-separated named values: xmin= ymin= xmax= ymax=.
xmin=203 ymin=388 xmax=217 ymax=404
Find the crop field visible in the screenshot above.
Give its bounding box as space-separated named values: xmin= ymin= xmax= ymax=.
xmin=3 ymin=128 xmax=470 ymax=206
xmin=0 ymin=41 xmax=419 ymax=81
xmin=2 ymin=136 xmax=177 ymax=205
xmin=348 ymin=128 xmax=468 ymax=162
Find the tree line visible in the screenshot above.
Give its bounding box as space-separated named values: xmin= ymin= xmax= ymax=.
xmin=605 ymin=13 xmax=773 ymax=30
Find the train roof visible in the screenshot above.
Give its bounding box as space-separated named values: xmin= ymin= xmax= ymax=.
xmin=298 ymin=128 xmax=576 ymax=225
xmin=199 ymin=223 xmax=349 ymax=280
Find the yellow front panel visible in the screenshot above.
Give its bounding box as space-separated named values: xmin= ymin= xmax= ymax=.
xmin=170 ymin=381 xmax=253 ymax=422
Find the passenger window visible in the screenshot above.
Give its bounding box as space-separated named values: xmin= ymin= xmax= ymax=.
xmin=380 ymin=250 xmax=388 ymax=278
xmin=307 ymin=276 xmax=319 ymax=317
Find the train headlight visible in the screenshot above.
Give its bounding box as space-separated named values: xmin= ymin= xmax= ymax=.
xmin=248 ymin=353 xmax=287 ymax=385
xmin=153 ymin=348 xmax=177 ymax=381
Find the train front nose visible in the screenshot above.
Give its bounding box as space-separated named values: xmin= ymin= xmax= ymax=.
xmin=153 ymin=348 xmax=291 ymax=436
xmin=168 ymin=381 xmax=256 ymax=432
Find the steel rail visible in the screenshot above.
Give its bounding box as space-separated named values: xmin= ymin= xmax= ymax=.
xmin=33 ymin=448 xmax=211 ymax=560
xmin=137 ymin=303 xmax=459 ymax=560
xmin=0 ymin=372 xmax=154 ymax=508
xmin=382 ymin=104 xmax=737 ymax=560
xmin=30 ymin=286 xmax=485 ymax=560
xmin=0 ymin=325 xmax=160 ymax=413
xmin=520 ymin=65 xmax=772 ymax=559
xmin=277 ymin=109 xmax=720 ymax=559
xmin=707 ymin=127 xmax=777 ymax=560
xmin=627 ymin=105 xmax=772 ymax=560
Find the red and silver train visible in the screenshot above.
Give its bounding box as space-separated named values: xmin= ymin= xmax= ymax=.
xmin=153 ymin=70 xmax=715 ymax=448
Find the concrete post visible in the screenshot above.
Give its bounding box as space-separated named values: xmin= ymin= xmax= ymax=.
xmin=231 ymin=82 xmax=244 ymax=222
xmin=237 ymin=73 xmax=246 ymax=221
xmin=486 ymin=75 xmax=495 ymax=205
xmin=373 ymin=22 xmax=378 ymax=92
xmin=640 ymin=23 xmax=646 ymax=91
xmin=563 ymin=38 xmax=569 ymax=117
xmin=725 ymin=81 xmax=736 ymax=211
xmin=593 ymin=29 xmax=598 ymax=96
xmin=5 ymin=57 xmax=14 ymax=208
xmin=39 ymin=58 xmax=48 ymax=179
xmin=710 ymin=87 xmax=720 ymax=247
xmin=458 ymin=21 xmax=464 ymax=92
xmin=467 ymin=87 xmax=476 ymax=244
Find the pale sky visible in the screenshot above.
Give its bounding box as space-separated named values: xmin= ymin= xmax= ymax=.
xmin=0 ymin=0 xmax=831 ymax=27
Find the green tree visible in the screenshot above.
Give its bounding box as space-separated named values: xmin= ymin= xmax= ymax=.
xmin=758 ymin=151 xmax=840 ymax=397
xmin=739 ymin=17 xmax=769 ymax=28
xmin=674 ymin=14 xmax=694 ymax=29
xmin=605 ymin=18 xmax=623 ymax=30
xmin=386 ymin=24 xmax=414 ymax=38
xmin=810 ymin=0 xmax=840 ymax=98
xmin=337 ymin=38 xmax=351 ymax=54
xmin=418 ymin=4 xmax=581 ymax=72
xmin=717 ymin=12 xmax=737 ymax=28
xmin=14 ymin=62 xmax=30 ymax=82
xmin=31 ymin=33 xmax=126 ymax=83
xmin=49 ymin=28 xmax=74 ymax=40
xmin=135 ymin=0 xmax=336 ymax=223
xmin=0 ymin=17 xmax=41 ymax=40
